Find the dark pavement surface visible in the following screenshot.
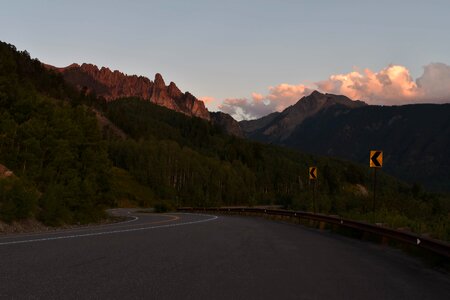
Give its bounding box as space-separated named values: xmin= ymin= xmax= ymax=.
xmin=0 ymin=209 xmax=449 ymax=299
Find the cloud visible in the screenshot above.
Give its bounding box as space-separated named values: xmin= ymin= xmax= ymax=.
xmin=219 ymin=97 xmax=275 ymax=120
xmin=416 ymin=63 xmax=450 ymax=103
xmin=199 ymin=96 xmax=216 ymax=105
xmin=219 ymin=63 xmax=450 ymax=120
xmin=266 ymin=84 xmax=313 ymax=110
xmin=316 ymin=65 xmax=419 ymax=105
xmin=219 ymin=85 xmax=313 ymax=120
xmin=251 ymin=92 xmax=264 ymax=102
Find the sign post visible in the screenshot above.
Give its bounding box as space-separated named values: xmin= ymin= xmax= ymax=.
xmin=369 ymin=151 xmax=383 ymax=215
xmin=309 ymin=167 xmax=317 ymax=213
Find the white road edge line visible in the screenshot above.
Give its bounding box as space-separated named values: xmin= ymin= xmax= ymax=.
xmin=0 ymin=215 xmax=140 ymax=241
xmin=0 ymin=214 xmax=218 ymax=246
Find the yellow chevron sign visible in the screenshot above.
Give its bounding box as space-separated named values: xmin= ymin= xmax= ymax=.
xmin=309 ymin=167 xmax=317 ymax=180
xmin=370 ymin=150 xmax=383 ymax=168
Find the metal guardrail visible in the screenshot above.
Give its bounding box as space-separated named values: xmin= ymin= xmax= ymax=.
xmin=177 ymin=207 xmax=450 ymax=258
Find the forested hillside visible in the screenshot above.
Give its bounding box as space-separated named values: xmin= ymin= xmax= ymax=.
xmin=285 ymin=103 xmax=450 ymax=191
xmin=104 ymin=98 xmax=371 ymax=207
xmin=101 ymin=99 xmax=450 ymax=240
xmin=0 ymin=42 xmax=111 ymax=225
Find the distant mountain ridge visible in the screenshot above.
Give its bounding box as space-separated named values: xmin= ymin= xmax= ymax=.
xmin=210 ymin=111 xmax=244 ymax=137
xmin=44 ymin=63 xmax=210 ymax=120
xmin=240 ymin=91 xmax=367 ymax=142
xmin=241 ymin=91 xmax=450 ymax=191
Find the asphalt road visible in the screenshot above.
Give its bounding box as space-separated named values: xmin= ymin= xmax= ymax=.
xmin=0 ymin=209 xmax=449 ymax=299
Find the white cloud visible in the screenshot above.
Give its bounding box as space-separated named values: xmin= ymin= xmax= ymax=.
xmin=316 ymin=64 xmax=419 ymax=105
xmin=416 ymin=63 xmax=450 ymax=103
xmin=219 ymin=97 xmax=275 ymax=120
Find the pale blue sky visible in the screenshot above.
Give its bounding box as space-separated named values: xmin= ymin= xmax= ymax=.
xmin=1 ymin=0 xmax=449 ymax=113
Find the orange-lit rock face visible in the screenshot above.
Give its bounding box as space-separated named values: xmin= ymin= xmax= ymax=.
xmin=46 ymin=63 xmax=210 ymax=120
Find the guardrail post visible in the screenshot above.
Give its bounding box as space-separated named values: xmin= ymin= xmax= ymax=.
xmin=319 ymin=221 xmax=326 ymax=230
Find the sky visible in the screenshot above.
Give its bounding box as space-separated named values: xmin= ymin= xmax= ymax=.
xmin=1 ymin=0 xmax=450 ymax=120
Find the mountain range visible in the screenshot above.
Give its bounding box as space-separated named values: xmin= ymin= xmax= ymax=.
xmin=240 ymin=91 xmax=450 ymax=191
xmin=45 ymin=63 xmax=244 ymax=137
xmin=240 ymin=91 xmax=367 ymax=142
xmin=44 ymin=60 xmax=449 ymax=191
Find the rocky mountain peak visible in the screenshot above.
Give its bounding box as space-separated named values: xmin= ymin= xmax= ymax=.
xmin=66 ymin=63 xmax=81 ymax=69
xmin=168 ymin=81 xmax=183 ymax=99
xmin=80 ymin=63 xmax=100 ymax=73
xmin=211 ymin=112 xmax=243 ymax=137
xmin=297 ymin=91 xmax=366 ymax=109
xmin=309 ymin=90 xmax=323 ymax=98
xmin=44 ymin=63 xmax=211 ymax=120
xmin=154 ymin=73 xmax=166 ymax=88
xmin=241 ymin=90 xmax=367 ymax=142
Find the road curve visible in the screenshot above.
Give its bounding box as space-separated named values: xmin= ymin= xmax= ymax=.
xmin=0 ymin=209 xmax=448 ymax=299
